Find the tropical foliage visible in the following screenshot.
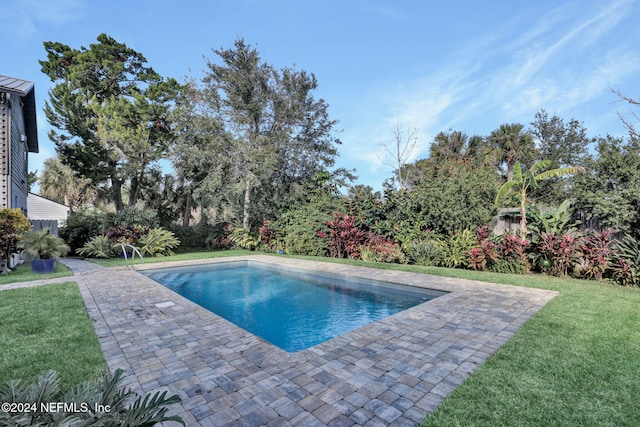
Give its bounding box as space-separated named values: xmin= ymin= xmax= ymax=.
xmin=0 ymin=369 xmax=184 ymax=426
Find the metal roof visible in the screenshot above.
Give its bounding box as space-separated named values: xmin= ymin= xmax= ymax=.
xmin=0 ymin=74 xmax=39 ymax=153
xmin=0 ymin=75 xmax=34 ymax=96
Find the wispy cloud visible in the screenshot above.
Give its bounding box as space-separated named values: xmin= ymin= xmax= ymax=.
xmin=340 ymin=0 xmax=639 ymax=186
xmin=0 ymin=0 xmax=85 ymax=40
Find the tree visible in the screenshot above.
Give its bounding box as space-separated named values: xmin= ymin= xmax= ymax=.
xmin=495 ymin=160 xmax=585 ymax=236
xmin=488 ymin=123 xmax=536 ymax=181
xmin=172 ymin=38 xmax=346 ymax=231
xmin=573 ymin=135 xmax=640 ymax=233
xmin=529 ymin=110 xmax=589 ymax=204
xmin=378 ymin=123 xmax=418 ymax=190
xmin=39 ymin=33 xmax=180 ymax=211
xmin=429 ymin=130 xmax=489 ymax=165
xmin=39 ymin=157 xmax=96 ymax=210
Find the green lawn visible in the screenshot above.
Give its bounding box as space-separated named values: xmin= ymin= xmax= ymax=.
xmin=2 ymin=251 xmax=639 ymax=424
xmin=0 ymin=282 xmax=106 ymax=391
xmin=280 ymin=255 xmax=640 ymax=426
xmin=88 ymin=249 xmax=256 ymax=267
xmin=0 ymin=261 xmax=73 ymax=286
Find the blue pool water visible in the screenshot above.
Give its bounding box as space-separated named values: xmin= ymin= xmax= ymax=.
xmin=142 ymin=261 xmax=444 ymax=352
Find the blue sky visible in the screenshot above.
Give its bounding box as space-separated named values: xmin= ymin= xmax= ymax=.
xmin=2 ymin=0 xmax=639 ymax=191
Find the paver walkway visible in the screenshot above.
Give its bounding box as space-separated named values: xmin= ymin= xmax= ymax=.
xmin=61 ymin=255 xmax=557 ymax=426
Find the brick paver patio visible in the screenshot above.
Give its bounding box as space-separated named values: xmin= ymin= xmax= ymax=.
xmin=57 ymin=255 xmax=559 ymax=426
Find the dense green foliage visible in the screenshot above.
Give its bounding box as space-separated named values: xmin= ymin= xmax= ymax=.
xmin=18 ymin=229 xmax=70 ymax=259
xmin=0 ymin=369 xmax=184 ymax=426
xmin=40 ymin=34 xmax=181 ymax=211
xmin=172 ymin=38 xmax=348 ymax=232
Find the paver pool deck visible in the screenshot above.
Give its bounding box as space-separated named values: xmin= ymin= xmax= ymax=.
xmin=50 ymin=256 xmax=557 ymax=425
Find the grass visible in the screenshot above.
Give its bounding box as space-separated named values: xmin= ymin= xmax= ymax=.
xmin=0 ymin=261 xmax=73 ymax=286
xmin=3 ymin=250 xmax=639 ymax=424
xmin=285 ymin=255 xmax=640 ymax=426
xmin=0 ymin=282 xmax=106 ymax=391
xmin=88 ymin=249 xmax=256 ymax=267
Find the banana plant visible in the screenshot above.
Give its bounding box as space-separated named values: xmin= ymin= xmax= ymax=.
xmin=495 ymin=160 xmax=585 ymax=237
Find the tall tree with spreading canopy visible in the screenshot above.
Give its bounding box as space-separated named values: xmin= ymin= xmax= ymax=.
xmin=529 ymin=110 xmax=589 ymax=205
xmin=172 ymin=38 xmax=348 ymax=231
xmin=39 ymin=33 xmax=180 ymax=211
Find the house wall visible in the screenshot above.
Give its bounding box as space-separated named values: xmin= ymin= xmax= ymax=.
xmin=0 ymin=92 xmax=9 ymax=208
xmin=0 ymin=92 xmax=29 ymax=214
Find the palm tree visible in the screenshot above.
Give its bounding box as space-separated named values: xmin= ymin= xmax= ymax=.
xmin=495 ymin=160 xmax=585 ymax=236
xmin=488 ymin=123 xmax=536 ymax=181
xmin=430 ymin=130 xmax=489 ymax=164
xmin=39 ymin=158 xmax=96 ymax=211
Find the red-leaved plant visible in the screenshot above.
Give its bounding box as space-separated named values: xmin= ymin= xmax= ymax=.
xmin=467 ymin=226 xmax=499 ymax=271
xmin=321 ymin=212 xmax=368 ymax=259
xmin=577 ymin=230 xmax=614 ymax=281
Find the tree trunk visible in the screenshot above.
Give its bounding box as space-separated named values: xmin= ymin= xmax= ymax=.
xmin=111 ymin=177 xmax=124 ymax=212
xmin=182 ymin=191 xmax=192 ymax=227
xmin=520 ymin=188 xmax=527 ymax=237
xmin=243 ymin=179 xmax=251 ymax=231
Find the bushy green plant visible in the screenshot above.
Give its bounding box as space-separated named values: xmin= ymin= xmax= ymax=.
xmin=77 ymin=235 xmax=116 ymax=258
xmin=0 ymin=369 xmax=184 ymax=426
xmin=18 ymin=229 xmax=70 ymax=259
xmin=113 ymin=206 xmax=159 ymax=228
xmin=138 ymin=228 xmax=180 ymax=257
xmin=487 ymin=258 xmax=527 ymax=274
xmin=527 ymin=200 xmax=581 ymax=243
xmin=229 ymin=227 xmax=259 ymax=250
xmin=439 ymin=229 xmax=476 ymax=268
xmin=60 ymin=207 xmax=114 ymax=253
xmin=610 ymin=234 xmax=640 ymax=286
xmin=407 ymin=239 xmax=443 ymax=266
xmin=0 ymin=208 xmax=31 ymax=270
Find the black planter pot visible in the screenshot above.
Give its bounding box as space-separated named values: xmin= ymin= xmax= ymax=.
xmin=31 ymin=259 xmax=56 ymax=274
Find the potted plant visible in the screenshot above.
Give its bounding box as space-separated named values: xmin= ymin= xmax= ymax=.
xmin=18 ymin=229 xmax=70 ymax=273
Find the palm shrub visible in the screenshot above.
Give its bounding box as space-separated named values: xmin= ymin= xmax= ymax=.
xmin=0 ymin=369 xmax=184 ymax=426
xmin=407 ymin=238 xmax=443 ymax=266
xmin=138 ymin=228 xmax=180 ymax=256
xmin=18 ymin=229 xmax=70 ymax=260
xmin=78 ymin=235 xmax=117 ymax=258
xmin=229 ymin=227 xmax=259 ymax=250
xmin=610 ymin=234 xmax=640 ymax=286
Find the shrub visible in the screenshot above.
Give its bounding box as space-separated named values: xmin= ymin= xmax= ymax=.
xmin=360 ymin=233 xmax=406 ymax=263
xmin=536 ymin=232 xmax=578 ymax=276
xmin=259 ymin=220 xmax=278 ymax=251
xmin=229 ymin=227 xmax=259 ymax=250
xmin=467 ymin=226 xmax=499 ymax=271
xmin=18 ymin=229 xmax=70 ymax=259
xmin=0 ymin=369 xmax=184 ymax=426
xmin=0 ymin=208 xmax=31 ymax=268
xmin=500 ymin=232 xmax=531 ymax=273
xmin=205 ymin=222 xmax=234 ymax=250
xmin=439 ymin=229 xmax=476 ymax=268
xmin=138 ymin=228 xmax=180 ymax=257
xmin=113 ymin=206 xmax=159 ymax=228
xmin=407 ymin=239 xmax=442 ymax=266
xmin=78 ymin=235 xmax=116 ymax=258
xmin=610 ymin=234 xmax=640 ymax=286
xmin=321 ymin=212 xmax=368 ymax=259
xmin=60 ymin=207 xmax=114 ymax=253
xmin=105 ymin=225 xmax=148 ymax=246
xmin=575 ymin=230 xmax=614 ymax=281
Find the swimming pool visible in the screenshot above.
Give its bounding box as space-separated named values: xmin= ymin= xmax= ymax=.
xmin=142 ymin=261 xmax=445 ymax=352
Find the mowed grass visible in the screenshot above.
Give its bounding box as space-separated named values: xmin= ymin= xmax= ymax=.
xmin=284 ymin=255 xmax=640 ymax=426
xmin=0 ymin=261 xmax=73 ymax=286
xmin=88 ymin=249 xmax=255 ymax=267
xmin=0 ymin=282 xmax=106 ymax=391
